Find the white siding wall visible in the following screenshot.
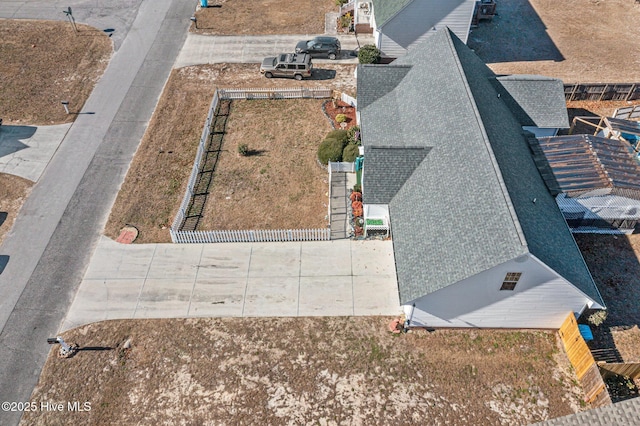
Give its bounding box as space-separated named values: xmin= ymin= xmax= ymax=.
xmin=403 ymin=254 xmax=600 ymax=329
xmin=377 ymin=0 xmax=475 ymax=57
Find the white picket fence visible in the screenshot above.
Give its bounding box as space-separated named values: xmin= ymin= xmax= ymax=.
xmin=218 ymin=87 xmax=332 ymax=100
xmin=171 ymin=228 xmax=331 ymax=243
xmin=170 ymin=87 xmax=334 ymax=243
xmin=329 ymin=161 xmax=355 ymax=173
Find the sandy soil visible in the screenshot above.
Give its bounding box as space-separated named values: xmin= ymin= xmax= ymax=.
xmin=22 ymin=318 xmax=588 ymax=426
xmin=191 ymin=0 xmax=336 ymax=35
xmin=468 ymin=0 xmax=640 ymax=83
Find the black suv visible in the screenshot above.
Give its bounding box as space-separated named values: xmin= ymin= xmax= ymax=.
xmin=295 ymin=36 xmax=341 ymax=60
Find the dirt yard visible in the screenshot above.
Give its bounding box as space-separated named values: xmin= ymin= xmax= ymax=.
xmin=22 ymin=318 xmax=588 ymax=426
xmin=0 ymin=19 xmax=112 ymax=125
xmin=104 ymin=63 xmax=356 ymax=243
xmin=468 ymin=0 xmax=640 ymax=83
xmin=198 ymin=98 xmax=332 ymax=230
xmin=191 ymin=0 xmax=336 ymax=35
xmin=0 ymin=19 xmax=112 ymax=245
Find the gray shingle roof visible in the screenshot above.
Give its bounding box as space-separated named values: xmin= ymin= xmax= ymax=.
xmin=356 ymin=65 xmax=411 ymax=111
xmin=363 ymin=146 xmax=430 ymax=204
xmin=371 ymin=0 xmax=414 ymax=28
xmin=357 ymin=28 xmax=604 ymax=307
xmin=532 ymin=397 xmax=640 ymax=425
xmin=496 ymin=75 xmax=570 ymax=128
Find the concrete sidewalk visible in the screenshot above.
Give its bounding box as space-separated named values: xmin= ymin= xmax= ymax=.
xmin=62 ymin=237 xmax=401 ymax=331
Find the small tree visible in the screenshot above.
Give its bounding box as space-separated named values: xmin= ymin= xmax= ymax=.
xmin=237 ymin=143 xmax=249 ymax=156
xmin=358 ymin=44 xmax=381 ymax=64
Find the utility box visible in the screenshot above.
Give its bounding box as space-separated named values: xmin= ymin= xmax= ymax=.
xmin=200 ymin=0 xmax=208 ymax=7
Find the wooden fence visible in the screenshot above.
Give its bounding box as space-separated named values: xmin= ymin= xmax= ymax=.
xmin=564 ymin=83 xmax=640 ymax=102
xmin=599 ymin=362 xmax=640 ymax=380
xmin=170 ymin=87 xmax=333 ymax=244
xmin=558 ymin=313 xmax=611 ymax=407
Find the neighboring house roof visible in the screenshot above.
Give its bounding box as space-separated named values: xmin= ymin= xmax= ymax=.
xmin=531 ymin=134 xmax=640 ymax=199
xmin=358 ymin=28 xmax=604 ymax=306
xmin=371 ymin=0 xmax=413 ymax=27
xmin=496 ymin=75 xmax=570 ymax=128
xmin=534 ymin=396 xmax=640 ymax=426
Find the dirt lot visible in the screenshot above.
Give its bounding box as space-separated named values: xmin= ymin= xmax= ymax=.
xmin=0 ymin=19 xmax=112 ymax=245
xmin=198 ymin=98 xmax=332 ymax=230
xmin=22 ymin=318 xmax=588 ymax=426
xmin=104 ymin=63 xmax=356 ymax=243
xmin=191 ymin=0 xmax=335 ymax=35
xmin=0 ymin=19 xmax=112 ymax=125
xmin=468 ymin=0 xmax=640 ymax=82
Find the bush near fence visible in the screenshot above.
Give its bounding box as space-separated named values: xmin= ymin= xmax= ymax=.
xmin=171 ymin=87 xmax=334 ymax=244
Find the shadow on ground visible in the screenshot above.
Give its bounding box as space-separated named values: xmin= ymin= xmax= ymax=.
xmin=576 ymin=233 xmax=640 ymax=402
xmin=0 ymin=125 xmax=37 ymax=158
xmin=311 ymin=69 xmax=337 ymax=80
xmin=467 ymin=0 xmax=563 ymax=64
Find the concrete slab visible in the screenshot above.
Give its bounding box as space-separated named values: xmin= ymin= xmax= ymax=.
xmin=84 ymin=236 xmax=156 ymax=280
xmin=298 ymin=275 xmax=354 ymax=316
xmin=135 ymin=278 xmax=193 ymax=318
xmin=146 ymin=243 xmax=202 ymax=280
xmin=188 ymin=277 xmax=246 ymax=317
xmin=248 ymin=242 xmax=301 ymax=278
xmin=243 ymin=276 xmax=299 ymax=317
xmin=351 ymin=240 xmax=396 ymax=276
xmin=353 ymin=275 xmax=401 ymax=316
xmin=300 ymin=240 xmax=351 ymax=276
xmin=0 ymin=124 xmax=71 ymax=182
xmin=63 ymin=278 xmax=143 ymax=330
xmin=62 ymin=239 xmax=399 ymax=330
xmin=197 ymin=243 xmax=252 ymax=277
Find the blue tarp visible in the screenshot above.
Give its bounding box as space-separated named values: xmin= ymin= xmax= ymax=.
xmin=578 ymin=324 xmax=594 ymax=341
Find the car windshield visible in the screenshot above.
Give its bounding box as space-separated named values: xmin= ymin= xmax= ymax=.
xmin=272 ymin=57 xmax=277 ymax=66
xmin=307 ymin=40 xmax=314 ymax=49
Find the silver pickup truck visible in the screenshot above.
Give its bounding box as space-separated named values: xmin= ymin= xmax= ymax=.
xmin=260 ymin=53 xmax=313 ymax=81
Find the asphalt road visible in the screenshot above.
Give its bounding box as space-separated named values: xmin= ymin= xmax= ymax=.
xmin=0 ymin=1 xmax=194 ymax=424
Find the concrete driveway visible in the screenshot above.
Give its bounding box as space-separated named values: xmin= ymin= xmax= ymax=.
xmin=174 ymin=33 xmax=375 ymax=67
xmin=62 ymin=237 xmax=401 ymax=331
xmin=0 ymin=124 xmax=71 ymax=182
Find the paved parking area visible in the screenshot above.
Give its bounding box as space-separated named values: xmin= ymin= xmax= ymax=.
xmin=61 ymin=236 xmax=400 ymax=330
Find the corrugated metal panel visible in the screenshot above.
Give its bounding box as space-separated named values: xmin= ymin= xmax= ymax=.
xmin=534 ymin=135 xmax=640 ymax=198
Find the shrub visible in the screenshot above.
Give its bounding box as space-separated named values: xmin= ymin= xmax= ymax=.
xmin=335 ymin=0 xmax=349 ymax=6
xmin=335 ymin=113 xmax=347 ymax=123
xmin=587 ymin=310 xmax=608 ymax=327
xmin=317 ymin=138 xmax=344 ymax=164
xmin=353 ymin=183 xmax=362 ymax=193
xmin=325 ymin=129 xmax=349 ymax=147
xmin=237 ymin=143 xmax=248 ymax=156
xmin=352 ymin=200 xmax=363 ymax=210
xmin=342 ymin=144 xmax=359 ymax=162
xmin=358 ymin=44 xmax=381 ymax=64
xmin=350 ymin=191 xmax=362 ymax=202
xmin=347 ymin=125 xmax=360 ymax=145
xmin=339 ymin=13 xmax=352 ymax=29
